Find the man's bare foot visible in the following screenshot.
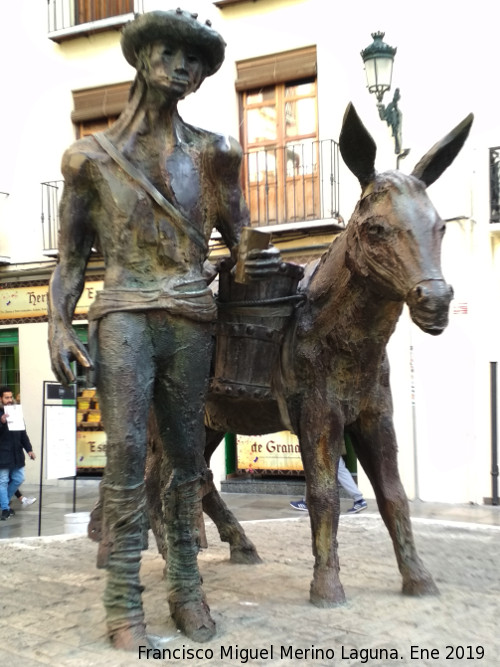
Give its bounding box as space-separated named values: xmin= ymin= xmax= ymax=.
xmin=109 ymin=620 xmax=151 ymax=651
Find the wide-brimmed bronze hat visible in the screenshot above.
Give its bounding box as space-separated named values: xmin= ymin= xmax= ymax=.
xmin=121 ymin=9 xmax=226 ymax=77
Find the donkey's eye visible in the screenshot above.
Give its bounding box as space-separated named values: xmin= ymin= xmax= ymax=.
xmin=366 ymin=222 xmax=389 ymax=238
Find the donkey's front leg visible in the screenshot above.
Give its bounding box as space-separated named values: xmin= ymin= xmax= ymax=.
xmin=298 ymin=404 xmax=346 ymax=607
xmin=350 ymin=406 xmax=438 ymax=597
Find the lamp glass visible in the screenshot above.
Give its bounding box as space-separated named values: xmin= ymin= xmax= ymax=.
xmin=364 ymin=56 xmax=393 ymax=101
xmin=374 ymin=56 xmax=394 ymax=90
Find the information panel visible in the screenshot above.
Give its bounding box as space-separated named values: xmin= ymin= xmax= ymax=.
xmin=43 ymin=382 xmax=77 ymax=479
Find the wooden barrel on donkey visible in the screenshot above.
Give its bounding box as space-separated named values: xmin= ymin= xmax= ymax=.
xmin=206 ymin=257 xmax=304 ymax=435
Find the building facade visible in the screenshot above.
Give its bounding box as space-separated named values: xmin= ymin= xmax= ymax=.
xmin=0 ymin=0 xmax=498 ymax=505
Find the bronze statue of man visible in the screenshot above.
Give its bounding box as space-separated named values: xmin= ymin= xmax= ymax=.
xmin=48 ymin=9 xmax=278 ymax=651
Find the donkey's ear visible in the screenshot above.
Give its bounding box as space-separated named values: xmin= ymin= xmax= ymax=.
xmin=411 ymin=113 xmax=474 ymax=187
xmin=339 ymin=103 xmax=377 ymax=188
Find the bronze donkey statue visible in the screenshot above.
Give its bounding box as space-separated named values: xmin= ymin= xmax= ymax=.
xmin=101 ymin=103 xmax=474 ymax=612
xmin=188 ymin=103 xmax=474 ymax=607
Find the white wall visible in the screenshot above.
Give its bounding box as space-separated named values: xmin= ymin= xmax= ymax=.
xmin=0 ymin=3 xmax=69 ymax=261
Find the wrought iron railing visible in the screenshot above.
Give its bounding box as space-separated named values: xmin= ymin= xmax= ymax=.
xmin=41 ymin=140 xmax=341 ymax=252
xmin=242 ymin=139 xmax=340 ymax=227
xmin=490 ymin=146 xmax=500 ymax=223
xmin=47 ymin=0 xmax=143 ymax=34
xmin=41 ymin=181 xmax=63 ymax=253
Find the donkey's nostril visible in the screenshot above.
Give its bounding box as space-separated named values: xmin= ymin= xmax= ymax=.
xmin=414 ymin=284 xmax=429 ymax=301
xmin=411 ymin=281 xmax=453 ymax=305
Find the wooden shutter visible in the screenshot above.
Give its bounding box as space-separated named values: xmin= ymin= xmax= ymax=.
xmin=235 ymin=46 xmax=317 ymax=91
xmin=76 ymin=0 xmax=133 ymax=25
xmin=71 ymin=82 xmax=132 ymax=123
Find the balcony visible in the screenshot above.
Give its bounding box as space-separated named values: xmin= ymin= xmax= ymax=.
xmin=41 ymin=181 xmax=63 ymax=255
xmin=47 ymin=0 xmax=144 ymax=41
xmin=491 ymin=146 xmax=500 ymax=224
xmin=243 ymin=139 xmax=341 ymax=228
xmin=42 ymin=140 xmax=341 ymax=254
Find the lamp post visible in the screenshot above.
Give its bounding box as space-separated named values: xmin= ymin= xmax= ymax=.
xmin=361 ymin=32 xmax=410 ymax=167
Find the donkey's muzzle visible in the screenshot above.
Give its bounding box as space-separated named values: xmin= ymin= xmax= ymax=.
xmin=407 ymin=280 xmax=454 ymax=335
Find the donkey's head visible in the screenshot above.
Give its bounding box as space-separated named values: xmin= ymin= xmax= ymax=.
xmin=339 ymin=103 xmax=473 ymax=335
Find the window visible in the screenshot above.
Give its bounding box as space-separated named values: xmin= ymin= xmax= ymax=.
xmin=0 ymin=329 xmax=20 ymax=399
xmin=42 ymin=82 xmax=131 ymax=253
xmin=77 ymin=117 xmax=118 ymax=138
xmin=237 ymin=47 xmax=321 ymax=226
xmin=241 ymin=79 xmax=319 ymax=225
xmin=71 ymin=82 xmax=131 ymax=138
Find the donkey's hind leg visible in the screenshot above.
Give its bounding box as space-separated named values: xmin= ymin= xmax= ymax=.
xmin=202 ymin=486 xmax=262 ymax=564
xmin=349 ymin=410 xmax=438 ymax=597
xmin=203 ymin=429 xmax=262 ymax=564
xmin=297 ymin=404 xmax=346 ymax=607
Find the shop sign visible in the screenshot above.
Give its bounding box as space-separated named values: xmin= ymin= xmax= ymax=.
xmin=237 ymin=431 xmax=303 ymax=472
xmin=77 ymin=430 xmax=107 ymax=469
xmin=0 ymin=281 xmax=103 ymax=320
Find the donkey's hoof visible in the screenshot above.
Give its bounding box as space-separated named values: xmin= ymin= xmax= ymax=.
xmin=402 ymin=576 xmax=439 ymax=597
xmin=230 ymin=545 xmax=263 ymax=565
xmin=171 ymin=600 xmax=216 ymax=643
xmin=310 ymin=577 xmax=346 ymax=607
xmin=109 ymin=622 xmax=150 ymax=651
xmin=310 ymin=592 xmax=347 ymax=608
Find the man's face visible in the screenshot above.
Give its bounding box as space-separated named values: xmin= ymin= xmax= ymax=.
xmin=1 ymin=392 xmax=13 ymax=406
xmin=147 ymin=41 xmax=204 ymax=100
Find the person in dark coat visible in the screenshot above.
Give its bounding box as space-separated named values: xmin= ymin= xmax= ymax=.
xmin=0 ymin=386 xmax=36 ymax=520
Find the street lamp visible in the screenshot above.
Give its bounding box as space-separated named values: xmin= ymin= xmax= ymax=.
xmin=361 ymin=32 xmax=410 ymax=166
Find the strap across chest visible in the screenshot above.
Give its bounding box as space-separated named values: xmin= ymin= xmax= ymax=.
xmin=94 ymin=132 xmax=206 ymax=252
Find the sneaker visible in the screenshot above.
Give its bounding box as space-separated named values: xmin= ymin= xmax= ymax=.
xmin=290 ymin=499 xmax=308 ymax=511
xmin=347 ymin=499 xmax=367 ymax=514
xmin=8 ymin=507 xmax=15 ymax=516
xmin=1 ymin=509 xmax=10 ymax=521
xmin=21 ymin=496 xmax=36 ymax=506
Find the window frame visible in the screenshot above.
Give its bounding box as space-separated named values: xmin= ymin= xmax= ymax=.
xmin=237 ymin=48 xmax=320 ymax=227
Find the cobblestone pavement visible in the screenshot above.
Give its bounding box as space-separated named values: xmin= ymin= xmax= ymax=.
xmin=0 ymin=509 xmax=499 ymax=667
